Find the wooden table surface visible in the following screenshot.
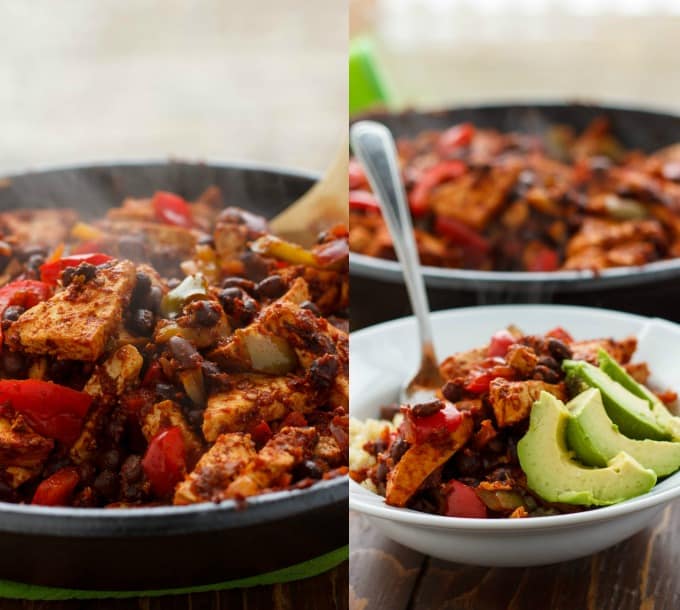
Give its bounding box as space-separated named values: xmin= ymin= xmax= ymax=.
xmin=350 ymin=506 xmax=680 ymax=610
xmin=0 ymin=563 xmax=348 ymax=610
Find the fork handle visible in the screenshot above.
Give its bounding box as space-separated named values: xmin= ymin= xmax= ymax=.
xmin=350 ymin=120 xmax=436 ymax=349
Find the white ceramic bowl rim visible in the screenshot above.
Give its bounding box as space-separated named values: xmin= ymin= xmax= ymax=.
xmin=350 ymin=305 xmax=680 ymax=533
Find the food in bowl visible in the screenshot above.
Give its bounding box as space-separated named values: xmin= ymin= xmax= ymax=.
xmin=350 ymin=117 xmax=680 ymax=272
xmin=349 ymin=326 xmax=680 ymax=518
xmin=0 ymin=188 xmax=348 ymax=507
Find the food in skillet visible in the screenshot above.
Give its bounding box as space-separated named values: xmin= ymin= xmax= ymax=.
xmin=0 ymin=188 xmax=348 ymax=507
xmin=350 ymin=117 xmax=680 ymax=271
xmin=350 ymin=327 xmax=680 ymax=518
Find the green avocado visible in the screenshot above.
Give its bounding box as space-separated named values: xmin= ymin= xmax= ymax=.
xmin=566 ymin=388 xmax=680 ymax=477
xmin=562 ymin=359 xmax=670 ymax=441
xmin=597 ymin=349 xmax=680 ymax=441
xmin=517 ymin=392 xmax=657 ymax=506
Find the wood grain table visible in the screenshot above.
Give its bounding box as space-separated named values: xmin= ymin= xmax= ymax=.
xmin=350 ymin=506 xmax=680 ymax=610
xmin=0 ymin=563 xmax=348 ymax=610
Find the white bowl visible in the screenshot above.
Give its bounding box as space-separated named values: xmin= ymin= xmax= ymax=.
xmin=350 ymin=305 xmax=680 ymax=567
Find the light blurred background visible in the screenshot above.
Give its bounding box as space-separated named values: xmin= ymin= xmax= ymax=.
xmin=351 ymin=0 xmax=680 ymax=113
xmin=0 ymin=0 xmax=346 ymax=176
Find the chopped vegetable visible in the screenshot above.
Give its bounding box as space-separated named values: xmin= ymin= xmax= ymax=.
xmin=401 ymin=402 xmax=462 ymax=445
xmin=160 ymin=274 xmax=209 ymax=317
xmin=488 ymin=330 xmax=517 ymax=358
xmin=0 ymin=379 xmax=92 ymax=444
xmin=445 ymin=480 xmax=487 ymax=518
xmin=142 ymin=426 xmax=186 ymax=497
xmin=32 ymin=467 xmax=80 ymax=506
xmin=152 ymin=191 xmax=193 ymax=228
xmin=465 ymin=365 xmax=515 ymax=393
xmin=40 ymin=253 xmax=113 ymax=285
xmin=409 ymin=160 xmax=466 ymax=217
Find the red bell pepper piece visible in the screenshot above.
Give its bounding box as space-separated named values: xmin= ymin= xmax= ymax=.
xmin=409 ymin=160 xmax=467 ymax=217
xmin=0 ymin=279 xmax=52 ymax=313
xmin=526 ymin=247 xmax=559 ymax=272
xmin=152 ymin=191 xmax=193 ymax=228
xmin=32 ymin=467 xmax=80 ymax=506
xmin=349 ymin=159 xmax=368 ymax=190
xmin=349 ymin=190 xmax=381 ymax=213
xmin=445 ymin=480 xmax=487 ymax=518
xmin=465 ymin=365 xmax=515 ymax=394
xmin=281 ymin=411 xmax=308 ymax=428
xmin=488 ymin=329 xmax=517 ymax=358
xmin=437 ymin=123 xmax=475 ymax=156
xmin=39 ymin=253 xmax=113 ymax=285
xmin=142 ymin=426 xmax=186 ymax=497
xmin=545 ymin=327 xmax=574 ymax=344
xmin=401 ymin=402 xmax=462 ymax=445
xmin=249 ymin=421 xmax=273 ymax=447
xmin=434 ymin=216 xmax=490 ymax=253
xmin=0 ymin=379 xmax=92 ymax=444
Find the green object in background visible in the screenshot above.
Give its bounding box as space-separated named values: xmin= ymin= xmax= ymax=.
xmin=350 ymin=37 xmax=391 ymax=115
xmin=0 ymin=545 xmax=348 ymax=601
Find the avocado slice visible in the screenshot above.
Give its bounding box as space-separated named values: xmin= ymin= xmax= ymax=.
xmin=562 ymin=359 xmax=670 ymax=441
xmin=566 ymin=388 xmax=680 ymax=477
xmin=517 ymin=392 xmax=657 ymax=506
xmin=597 ymin=349 xmax=680 ymax=441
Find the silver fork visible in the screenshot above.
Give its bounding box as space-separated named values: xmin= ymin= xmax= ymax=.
xmin=350 ymin=120 xmax=443 ymax=404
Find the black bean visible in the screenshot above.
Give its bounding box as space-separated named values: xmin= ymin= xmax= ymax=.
xmin=300 ymin=300 xmax=321 ymax=316
xmin=375 ymin=461 xmax=388 ymax=484
xmin=148 ymin=285 xmax=163 ymax=314
xmin=218 ymin=287 xmax=243 ymax=312
xmin=256 ymin=275 xmax=286 ymax=299
xmin=240 ymin=251 xmax=270 ymax=283
xmin=411 ymin=400 xmax=444 ymax=418
xmin=99 ymin=449 xmax=122 ymax=471
xmin=201 ymin=360 xmax=222 ymax=379
xmin=389 ymin=438 xmax=409 ymax=464
xmin=453 ymin=451 xmax=482 ymax=477
xmin=78 ymin=462 xmax=96 ymax=485
xmin=1 ymin=351 xmax=24 ymax=376
xmin=221 ymin=277 xmax=256 ymax=294
xmin=76 ymin=262 xmax=97 ymax=281
xmin=62 ymin=267 xmax=76 ymax=287
xmin=128 ymin=308 xmax=155 ymax=336
xmin=3 ymin=305 xmax=24 ymax=322
xmin=241 ymin=295 xmax=258 ymax=318
xmin=300 ymin=460 xmax=324 ymax=480
xmin=533 ymin=365 xmax=561 ymax=383
xmin=547 ymin=338 xmax=572 ymax=362
xmin=121 ymin=455 xmax=143 ymax=482
xmin=132 ymin=272 xmax=152 ymax=304
xmin=185 ymin=407 xmax=203 ymax=429
xmin=537 ymin=355 xmax=559 ymax=371
xmin=0 ymin=479 xmax=16 ymax=503
xmin=194 ymin=300 xmax=220 ymax=326
xmin=168 ymin=335 xmax=202 ymax=369
xmin=218 ymin=207 xmax=268 ymax=236
xmin=442 ymin=381 xmax=463 ymax=403
xmin=93 ymin=471 xmax=119 ymax=499
xmin=118 ymin=235 xmax=146 ymax=261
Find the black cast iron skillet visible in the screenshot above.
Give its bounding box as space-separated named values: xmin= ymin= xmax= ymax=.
xmin=350 ymin=103 xmax=680 ymax=329
xmin=0 ymin=161 xmax=348 ymax=590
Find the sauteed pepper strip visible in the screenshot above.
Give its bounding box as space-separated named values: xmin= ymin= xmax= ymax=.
xmin=32 ymin=467 xmax=80 ymax=506
xmin=39 ymin=253 xmax=113 ymax=285
xmin=142 ymin=426 xmax=187 ymax=497
xmin=0 ymin=379 xmax=92 ymax=444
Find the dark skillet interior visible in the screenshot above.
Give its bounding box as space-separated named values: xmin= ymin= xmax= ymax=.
xmin=0 ymin=161 xmax=348 ymax=590
xmin=350 ymin=103 xmax=680 ymax=328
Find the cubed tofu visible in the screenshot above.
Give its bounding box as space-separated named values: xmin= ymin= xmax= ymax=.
xmin=173 ymin=433 xmax=256 ymax=505
xmin=430 ymin=165 xmax=520 ymax=232
xmin=210 ymin=300 xmax=348 ymax=375
xmin=385 ymin=414 xmax=473 ymax=507
xmin=203 ymin=374 xmax=316 ymax=441
xmin=570 ymin=337 xmax=637 ymax=365
xmin=7 ymin=259 xmax=136 ymax=361
xmin=140 ymin=400 xmax=203 ymax=465
xmin=0 ymin=411 xmax=53 ymax=469
xmin=440 ymin=347 xmax=488 ymax=380
xmin=489 ymin=379 xmax=566 ymax=428
xmin=0 ymin=208 xmax=78 ymax=247
xmin=83 ymin=344 xmax=143 ymax=398
xmin=313 ymin=434 xmax=343 ymax=467
xmin=506 ymin=344 xmax=538 ymax=377
xmin=213 ymin=220 xmax=248 ymax=262
xmin=225 ymin=426 xmax=318 ymax=498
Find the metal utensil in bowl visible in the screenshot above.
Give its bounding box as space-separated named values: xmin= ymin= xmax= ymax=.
xmin=350 ymin=121 xmax=442 ymax=403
